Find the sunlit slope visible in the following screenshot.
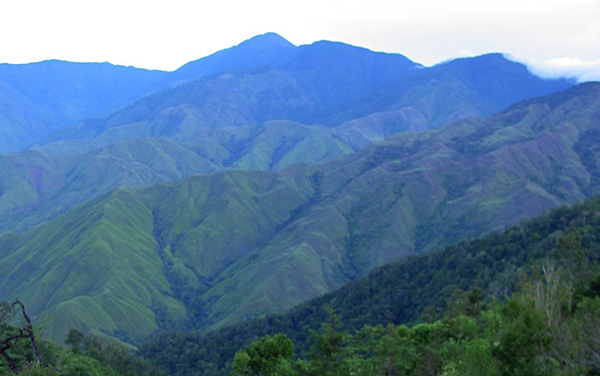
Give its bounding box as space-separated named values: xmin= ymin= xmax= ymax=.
xmin=0 ymin=170 xmax=314 ymax=340
xmin=1 ymin=82 xmax=599 ymax=340
xmin=0 ymin=188 xmax=187 ymax=340
xmin=0 ymin=121 xmax=352 ymax=233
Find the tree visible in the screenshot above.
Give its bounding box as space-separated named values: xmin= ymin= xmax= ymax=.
xmin=64 ymin=329 xmax=85 ymax=354
xmin=307 ymin=304 xmax=348 ymax=376
xmin=232 ymin=334 xmax=295 ymax=376
xmin=0 ymin=300 xmax=43 ymax=374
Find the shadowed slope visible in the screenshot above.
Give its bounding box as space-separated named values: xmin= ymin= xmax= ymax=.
xmin=38 ymin=53 xmax=571 ymax=156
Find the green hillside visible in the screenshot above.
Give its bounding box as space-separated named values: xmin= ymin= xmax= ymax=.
xmin=0 ymin=121 xmax=352 ymax=234
xmin=0 ymin=82 xmax=598 ymax=343
xmin=139 ymin=194 xmax=600 ymax=376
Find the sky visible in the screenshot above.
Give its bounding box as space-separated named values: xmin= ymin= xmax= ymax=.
xmin=0 ymin=0 xmax=599 ymax=81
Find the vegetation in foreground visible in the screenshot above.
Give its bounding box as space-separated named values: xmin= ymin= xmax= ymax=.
xmin=231 ymin=232 xmax=600 ymax=375
xmin=0 ymin=301 xmax=162 ymax=375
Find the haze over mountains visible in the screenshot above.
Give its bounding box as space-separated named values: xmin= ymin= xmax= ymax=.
xmin=2 ymin=33 xmax=572 ymax=156
xmin=0 ymin=32 xmax=596 ymax=346
xmin=0 ymin=34 xmax=574 ymax=232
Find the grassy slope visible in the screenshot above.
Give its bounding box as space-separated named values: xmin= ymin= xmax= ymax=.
xmin=0 ymin=82 xmax=598 ymax=342
xmin=0 ymin=121 xmax=352 ymax=234
xmin=0 ymin=170 xmax=316 ymax=340
xmin=0 ymin=188 xmax=186 ymax=340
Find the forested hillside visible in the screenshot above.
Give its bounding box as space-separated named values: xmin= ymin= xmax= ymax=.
xmin=139 ymin=194 xmax=600 ymax=376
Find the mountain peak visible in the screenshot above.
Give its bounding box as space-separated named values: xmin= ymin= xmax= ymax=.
xmin=238 ymin=32 xmax=296 ymax=50
xmin=171 ymin=33 xmax=296 ymax=81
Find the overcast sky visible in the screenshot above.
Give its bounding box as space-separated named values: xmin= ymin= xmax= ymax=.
xmin=0 ymin=0 xmax=599 ymax=80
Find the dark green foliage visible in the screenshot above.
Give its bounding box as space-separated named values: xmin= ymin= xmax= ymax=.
xmin=305 ymin=306 xmax=348 ymax=376
xmin=139 ymin=195 xmax=600 ymax=375
xmin=0 ymin=301 xmax=162 ymax=376
xmin=223 ymin=244 xmax=599 ymax=376
xmin=231 ymin=334 xmax=294 ymax=375
xmin=64 ymin=330 xmax=85 ymax=354
xmin=494 ymin=298 xmax=552 ymax=376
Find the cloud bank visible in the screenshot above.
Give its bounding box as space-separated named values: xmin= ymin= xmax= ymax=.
xmin=507 ymin=54 xmax=600 ymax=82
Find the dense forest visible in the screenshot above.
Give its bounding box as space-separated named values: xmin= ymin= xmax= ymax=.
xmin=139 ymin=196 xmax=600 ymax=375
xmin=230 ymin=263 xmax=600 ymax=375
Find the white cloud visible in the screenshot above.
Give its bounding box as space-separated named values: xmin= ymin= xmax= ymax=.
xmin=0 ymin=0 xmax=598 ymax=71
xmin=507 ymin=54 xmax=600 ymax=82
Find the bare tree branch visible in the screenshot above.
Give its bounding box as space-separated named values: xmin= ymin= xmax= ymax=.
xmin=12 ymin=300 xmax=43 ymax=366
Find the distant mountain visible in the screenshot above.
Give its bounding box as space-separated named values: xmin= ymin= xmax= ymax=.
xmin=1 ymin=82 xmax=598 ymax=341
xmin=0 ymin=33 xmax=574 ymax=160
xmin=170 ymin=32 xmax=297 ymax=84
xmin=0 ymin=81 xmax=49 ymax=154
xmin=37 ymin=51 xmax=572 ymax=154
xmin=320 ymin=53 xmax=575 ymax=127
xmin=0 ymin=33 xmax=423 ymax=156
xmin=0 ymin=61 xmax=170 ymax=154
xmin=0 ymin=33 xmax=297 ymax=155
xmin=278 ymin=40 xmax=419 ymax=112
xmin=38 ymin=39 xmax=421 ymax=149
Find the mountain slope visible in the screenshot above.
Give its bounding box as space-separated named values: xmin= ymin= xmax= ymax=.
xmin=170 ymin=32 xmax=297 ymax=83
xmin=321 ymin=53 xmax=574 ymax=129
xmin=0 ymin=33 xmax=299 ymax=155
xmin=0 ymin=83 xmax=598 ymax=341
xmin=38 ymin=53 xmax=571 ymax=155
xmin=0 ymin=61 xmax=171 ymax=154
xmin=0 ymin=170 xmax=315 ymax=340
xmin=38 ymin=40 xmax=421 ymax=149
xmin=139 ymin=194 xmax=600 ymax=376
xmin=0 ymin=121 xmax=352 ymax=234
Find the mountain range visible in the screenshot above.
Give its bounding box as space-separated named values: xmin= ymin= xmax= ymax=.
xmin=0 ymin=32 xmax=596 ymax=348
xmin=0 ymin=34 xmax=574 ymax=235
xmin=1 ymin=81 xmax=598 ymax=341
